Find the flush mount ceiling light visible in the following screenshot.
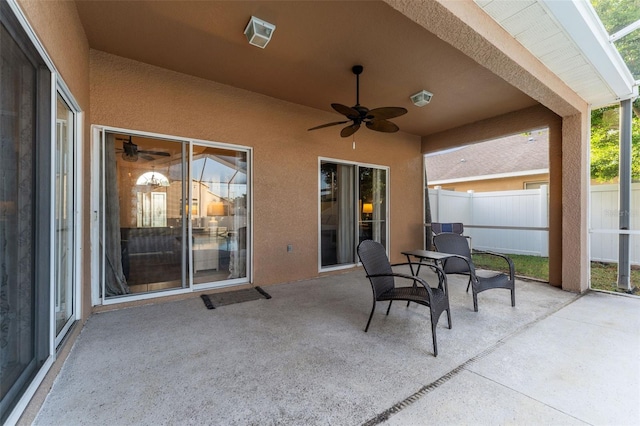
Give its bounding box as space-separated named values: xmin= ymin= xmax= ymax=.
xmin=410 ymin=90 xmax=433 ymax=107
xmin=244 ymin=16 xmax=276 ymax=48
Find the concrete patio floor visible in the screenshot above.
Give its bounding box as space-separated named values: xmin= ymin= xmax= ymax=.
xmin=34 ymin=267 xmax=639 ymax=425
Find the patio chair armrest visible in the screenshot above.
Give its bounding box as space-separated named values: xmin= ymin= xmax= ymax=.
xmin=366 ymin=272 xmax=437 ymax=299
xmin=472 ymin=250 xmax=515 ymax=278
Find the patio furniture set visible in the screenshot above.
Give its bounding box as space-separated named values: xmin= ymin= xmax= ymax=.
xmin=357 ymin=227 xmax=516 ymax=357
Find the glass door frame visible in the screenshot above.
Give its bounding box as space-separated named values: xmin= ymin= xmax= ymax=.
xmin=318 ymin=157 xmax=390 ymax=272
xmin=53 ymin=86 xmax=82 ymax=348
xmin=92 ymin=126 xmax=252 ymax=305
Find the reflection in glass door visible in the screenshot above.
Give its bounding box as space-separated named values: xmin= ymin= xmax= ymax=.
xmin=191 ymin=145 xmax=248 ymax=285
xmin=103 ymin=133 xmax=186 ymax=297
xmin=55 ymin=93 xmax=76 ymax=340
xmin=358 ymin=167 xmax=387 ymax=247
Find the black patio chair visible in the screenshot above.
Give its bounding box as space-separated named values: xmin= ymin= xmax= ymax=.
xmin=357 ymin=239 xmax=451 ymax=357
xmin=433 ymin=232 xmax=515 ymax=312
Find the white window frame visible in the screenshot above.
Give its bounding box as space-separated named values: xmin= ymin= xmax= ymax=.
xmin=318 ymin=157 xmax=390 ymax=272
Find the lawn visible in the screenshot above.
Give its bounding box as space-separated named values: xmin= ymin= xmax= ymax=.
xmin=471 ymin=252 xmax=639 ymax=293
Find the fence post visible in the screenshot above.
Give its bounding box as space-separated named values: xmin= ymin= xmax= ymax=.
xmin=434 ymin=186 xmax=442 ymax=223
xmin=540 ymin=185 xmax=549 ymax=257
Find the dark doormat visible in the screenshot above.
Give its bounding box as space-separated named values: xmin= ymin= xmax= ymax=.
xmin=200 ymin=286 xmax=271 ymax=309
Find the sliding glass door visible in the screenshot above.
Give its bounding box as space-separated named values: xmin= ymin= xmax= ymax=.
xmin=320 ymin=160 xmax=388 ymax=269
xmin=100 ymin=132 xmax=250 ymax=300
xmin=0 ymin=3 xmax=52 ymax=420
xmin=191 ymin=145 xmax=248 ymax=285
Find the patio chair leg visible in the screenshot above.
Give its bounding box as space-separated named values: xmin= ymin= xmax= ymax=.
xmin=466 ymin=277 xmax=471 ymax=293
xmin=365 ymin=302 xmax=376 ymax=332
xmin=430 ymin=319 xmax=438 ymax=357
xmin=511 ymin=287 xmax=515 ymax=307
xmin=446 ymin=308 xmax=452 ymax=329
xmin=473 ymin=291 xmax=478 ymax=312
xmin=386 ymin=300 xmax=393 ymax=315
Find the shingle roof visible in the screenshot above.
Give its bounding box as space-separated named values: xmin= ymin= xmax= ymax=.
xmin=425 ymin=128 xmax=549 ymax=181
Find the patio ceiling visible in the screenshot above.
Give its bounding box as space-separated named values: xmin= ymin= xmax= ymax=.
xmin=74 ymin=0 xmax=541 ymax=138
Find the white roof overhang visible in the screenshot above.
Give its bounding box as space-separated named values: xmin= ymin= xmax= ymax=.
xmin=476 ymin=0 xmax=638 ymax=108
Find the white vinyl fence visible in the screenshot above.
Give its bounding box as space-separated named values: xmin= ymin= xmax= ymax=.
xmin=428 ymin=183 xmax=640 ymax=265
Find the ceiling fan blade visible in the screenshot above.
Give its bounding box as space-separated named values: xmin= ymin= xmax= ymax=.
xmin=139 ymin=153 xmax=156 ymax=161
xmin=367 ymin=107 xmax=408 ymax=120
xmin=331 ymin=103 xmax=360 ymax=119
xmin=308 ymin=120 xmax=350 ymax=131
xmin=138 ymin=150 xmax=171 ymax=157
xmin=340 ymin=123 xmax=360 ymax=138
xmin=366 ymin=119 xmax=399 ymax=133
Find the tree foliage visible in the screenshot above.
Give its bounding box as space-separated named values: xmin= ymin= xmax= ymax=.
xmin=591 ymin=0 xmax=640 ymax=77
xmin=589 ymin=1 xmax=640 ymax=182
xmin=590 ymin=106 xmax=640 ymax=182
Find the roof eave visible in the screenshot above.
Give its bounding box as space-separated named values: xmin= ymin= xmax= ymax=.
xmin=540 ymin=0 xmax=636 ymax=106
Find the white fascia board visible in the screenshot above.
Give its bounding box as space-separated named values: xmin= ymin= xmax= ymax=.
xmin=540 ymin=0 xmax=636 ymax=103
xmin=429 ymin=169 xmax=549 ymax=186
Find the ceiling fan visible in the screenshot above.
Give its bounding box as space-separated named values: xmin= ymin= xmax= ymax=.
xmin=308 ymin=65 xmax=408 ymax=138
xmin=116 ymin=136 xmax=171 ymax=162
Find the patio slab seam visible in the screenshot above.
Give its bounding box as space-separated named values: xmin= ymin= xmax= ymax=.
xmin=362 ymin=291 xmax=584 ymax=425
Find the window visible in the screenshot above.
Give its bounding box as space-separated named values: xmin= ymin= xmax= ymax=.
xmin=319 ymin=160 xmax=388 ymax=269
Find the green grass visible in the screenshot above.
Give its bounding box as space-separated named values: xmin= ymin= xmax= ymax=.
xmin=471 ymin=252 xmax=639 ymax=293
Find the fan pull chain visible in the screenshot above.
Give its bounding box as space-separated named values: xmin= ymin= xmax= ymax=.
xmin=352 ymin=135 xmax=356 ymax=150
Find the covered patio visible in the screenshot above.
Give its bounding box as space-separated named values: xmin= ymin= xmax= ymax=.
xmin=3 ymin=0 xmax=639 ymax=423
xmin=32 ymin=270 xmax=639 ymax=425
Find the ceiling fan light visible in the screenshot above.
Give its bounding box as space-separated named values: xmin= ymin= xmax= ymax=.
xmin=411 ymin=90 xmax=433 ymax=107
xmin=244 ymin=16 xmax=276 ymax=49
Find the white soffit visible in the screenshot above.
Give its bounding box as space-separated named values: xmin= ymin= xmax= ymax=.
xmin=475 ymin=0 xmax=637 ymax=108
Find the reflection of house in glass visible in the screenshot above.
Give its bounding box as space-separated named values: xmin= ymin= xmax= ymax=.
xmin=108 ymin=134 xmax=250 ymax=296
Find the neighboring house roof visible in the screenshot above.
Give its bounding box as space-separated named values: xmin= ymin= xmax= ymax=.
xmin=426 ymin=129 xmax=549 ymax=184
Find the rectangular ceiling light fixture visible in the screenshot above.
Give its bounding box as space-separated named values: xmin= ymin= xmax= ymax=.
xmin=244 ymin=16 xmax=276 ymax=49
xmin=410 ymin=90 xmax=433 ymax=107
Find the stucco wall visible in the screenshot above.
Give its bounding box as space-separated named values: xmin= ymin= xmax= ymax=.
xmin=89 ymin=50 xmax=424 ymax=286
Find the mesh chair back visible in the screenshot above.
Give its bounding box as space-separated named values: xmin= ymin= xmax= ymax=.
xmin=357 ymin=240 xmax=395 ymax=297
xmin=433 ymin=232 xmax=472 ymax=274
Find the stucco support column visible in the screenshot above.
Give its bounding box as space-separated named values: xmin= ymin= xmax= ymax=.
xmin=561 ymin=114 xmax=589 ymax=292
xmin=617 ymin=98 xmax=632 ymax=290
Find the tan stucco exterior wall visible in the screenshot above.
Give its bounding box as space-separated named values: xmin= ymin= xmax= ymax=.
xmin=89 ymin=50 xmax=424 ymax=286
